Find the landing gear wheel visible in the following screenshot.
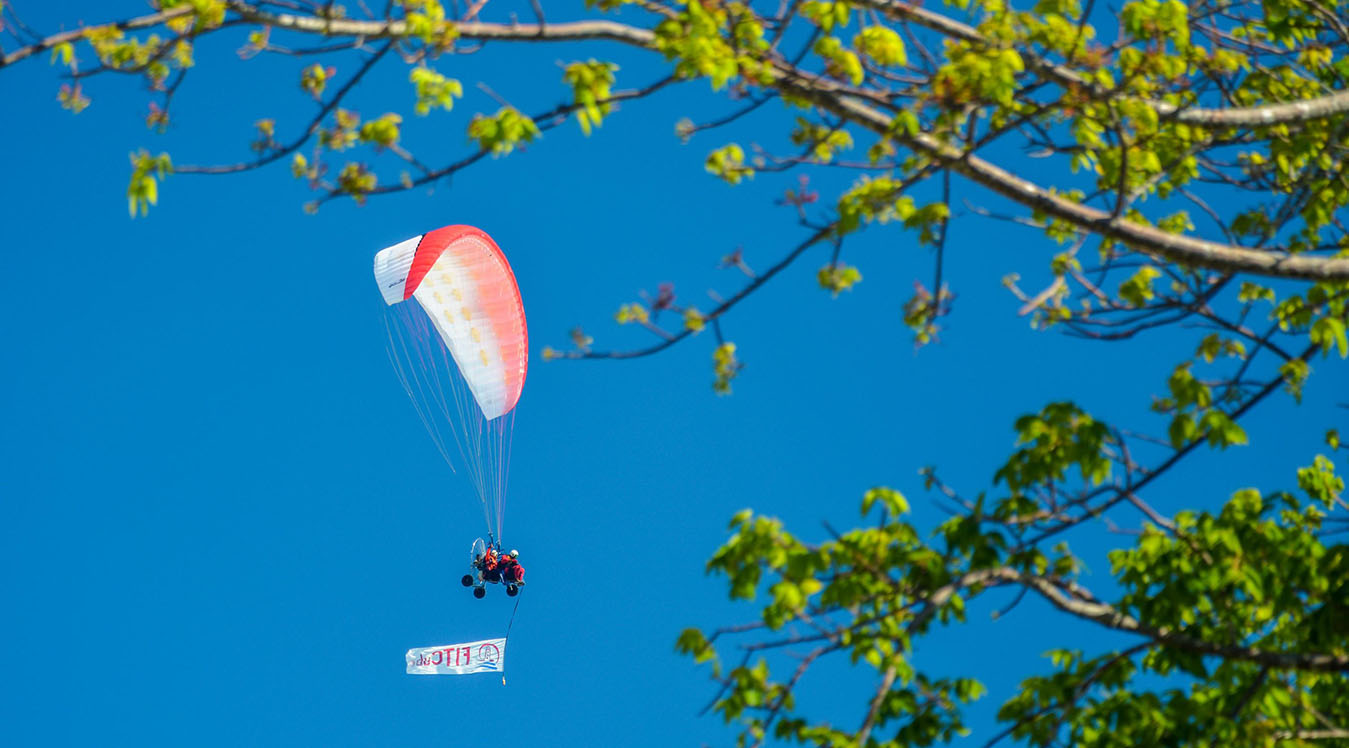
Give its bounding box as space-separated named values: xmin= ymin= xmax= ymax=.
xmin=506 ymin=584 xmax=518 ymax=597
xmin=473 ymin=587 xmax=486 ymax=599
xmin=461 ymin=575 xmax=474 ymax=587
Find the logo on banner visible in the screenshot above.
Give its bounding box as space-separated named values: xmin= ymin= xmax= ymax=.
xmin=477 ymin=643 xmax=501 ymax=665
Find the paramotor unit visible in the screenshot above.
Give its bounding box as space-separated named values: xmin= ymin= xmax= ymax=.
xmin=461 ymin=537 xmax=526 ymax=599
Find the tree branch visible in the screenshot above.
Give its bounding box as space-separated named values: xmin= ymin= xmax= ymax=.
xmin=558 ymin=223 xmax=838 ymax=360
xmin=989 ymin=567 xmax=1349 ymax=673
xmin=226 ymin=0 xmax=658 ymax=46
xmin=782 ymin=75 xmax=1349 ymax=281
xmin=176 ymin=41 xmax=393 ymax=175
xmin=0 ymin=5 xmax=193 ymax=69
xmin=856 ymin=664 xmax=899 ymax=744
xmin=859 ymin=0 xmax=1349 ymax=128
xmin=1023 ymin=339 xmax=1322 ymax=548
xmin=313 ymin=75 xmax=678 ymax=204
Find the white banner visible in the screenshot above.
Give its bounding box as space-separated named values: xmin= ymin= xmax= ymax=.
xmin=406 ymin=638 xmax=507 ymax=675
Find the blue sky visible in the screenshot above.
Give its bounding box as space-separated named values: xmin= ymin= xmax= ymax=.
xmin=1 ymin=3 xmax=1342 ymax=746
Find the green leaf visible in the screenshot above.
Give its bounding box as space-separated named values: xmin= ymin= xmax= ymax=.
xmin=817 ymin=263 xmax=862 ymax=295
xmin=1169 ymin=412 xmax=1197 ymax=447
xmin=1118 ymin=265 xmax=1161 ymax=307
xmin=862 ymin=487 xmax=909 ymax=515
xmin=705 ymin=143 xmax=753 ymax=184
xmin=409 ymin=65 xmax=462 ymax=116
xmin=1310 ymin=317 xmax=1348 ymax=358
xmin=49 ymin=41 xmax=75 ymax=67
xmin=854 ymin=26 xmax=906 ymax=67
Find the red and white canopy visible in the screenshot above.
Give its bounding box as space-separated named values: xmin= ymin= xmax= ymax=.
xmin=374 ymin=225 xmax=527 ymax=420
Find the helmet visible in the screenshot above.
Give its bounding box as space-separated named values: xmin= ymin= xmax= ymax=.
xmin=510 ymin=549 xmax=519 ymax=558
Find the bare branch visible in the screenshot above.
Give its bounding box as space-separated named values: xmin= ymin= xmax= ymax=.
xmin=856 ymin=664 xmax=899 ymax=744
xmin=557 ymin=223 xmax=837 ymax=360
xmin=177 ymin=41 xmax=394 ymax=175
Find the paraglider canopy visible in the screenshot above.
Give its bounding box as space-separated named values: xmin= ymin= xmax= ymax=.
xmin=375 ymin=225 xmax=527 ymax=419
xmin=376 ymin=225 xmax=527 ymax=541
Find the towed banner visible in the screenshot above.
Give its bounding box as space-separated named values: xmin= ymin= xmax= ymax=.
xmin=406 ymin=638 xmax=507 ymax=675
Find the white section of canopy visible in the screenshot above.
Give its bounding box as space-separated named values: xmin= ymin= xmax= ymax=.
xmin=372 ymin=235 xmax=423 ymax=306
xmin=412 ymin=248 xmax=511 ymax=420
